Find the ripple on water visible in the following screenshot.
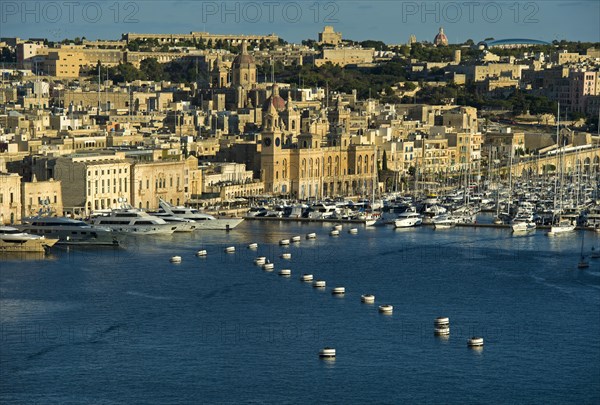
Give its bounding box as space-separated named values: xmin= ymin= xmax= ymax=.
xmin=0 ymin=299 xmax=78 ymax=323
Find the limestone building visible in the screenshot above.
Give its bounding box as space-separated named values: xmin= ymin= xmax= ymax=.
xmin=53 ymin=154 xmax=131 ymax=214
xmin=0 ymin=173 xmax=22 ymax=224
xmin=21 ymin=178 xmax=63 ymax=218
xmin=260 ymin=86 xmax=376 ymax=198
xmin=318 ymin=26 xmax=342 ymax=46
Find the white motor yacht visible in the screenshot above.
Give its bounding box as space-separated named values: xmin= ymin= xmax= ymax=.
xmin=158 ymin=199 xmax=243 ymax=230
xmin=433 ymin=214 xmax=459 ymax=229
xmin=307 ymin=203 xmax=339 ymax=219
xmin=548 ymin=218 xmax=576 ymax=235
xmin=511 ymin=213 xmax=537 ymax=233
xmin=0 ymin=226 xmax=59 ymax=252
xmin=90 ymin=208 xmax=177 ymax=235
xmin=148 ymin=212 xmax=198 ymax=232
xmin=18 ymin=215 xmax=119 ymax=245
xmin=393 ymin=208 xmax=423 ymax=228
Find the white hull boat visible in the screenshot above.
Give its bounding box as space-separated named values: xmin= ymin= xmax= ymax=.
xmin=0 ymin=226 xmax=58 ymax=253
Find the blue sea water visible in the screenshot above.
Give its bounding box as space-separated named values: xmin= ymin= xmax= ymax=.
xmin=1 ymin=221 xmax=599 ymax=404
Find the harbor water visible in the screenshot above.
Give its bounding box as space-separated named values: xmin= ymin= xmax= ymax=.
xmin=1 ymin=220 xmax=599 ymax=404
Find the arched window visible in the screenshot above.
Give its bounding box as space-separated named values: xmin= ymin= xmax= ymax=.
xmin=244 ymin=73 xmax=248 ymax=81
xmin=291 ymin=121 xmax=296 ymax=130
xmin=335 ymin=156 xmax=340 ymax=176
xmin=282 ymin=159 xmax=288 ymax=179
xmin=276 ymin=171 xmax=279 ymax=180
xmin=364 ymin=155 xmax=369 ymax=174
xmin=309 ymin=158 xmax=313 ymax=178
xmin=301 ymin=159 xmax=306 ymax=178
xmin=358 ymin=156 xmax=362 ymax=174
xmin=327 ymin=156 xmax=332 ymax=176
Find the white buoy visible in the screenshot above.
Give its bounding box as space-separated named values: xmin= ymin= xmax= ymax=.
xmin=468 ymin=337 xmax=484 ymax=347
xmin=306 ymin=233 xmax=317 ymax=240
xmin=319 ymin=347 xmax=336 ymax=358
xmin=279 ymin=239 xmax=290 ymax=246
xmin=170 ymin=256 xmax=182 ymax=263
xmin=361 ymin=294 xmax=375 ymax=303
xmin=248 ymin=243 xmax=258 ymax=249
xmin=301 ymin=274 xmax=314 ymax=282
xmin=329 ymin=230 xmax=340 ymax=236
xmin=313 ymin=280 xmax=326 ymax=288
xmin=332 ymin=287 xmax=345 ymax=295
xmin=262 ymin=262 xmax=274 ymax=271
xmin=348 ymin=228 xmax=358 ymax=234
xmin=278 ymin=269 xmax=291 ymax=276
xmin=378 ymin=304 xmax=393 ymax=314
xmin=196 ymin=250 xmax=207 ymax=257
xmin=291 ymin=236 xmax=301 ymax=243
xmin=434 ymin=317 xmax=450 ymax=335
xmin=254 ymin=257 xmax=266 ymax=265
xmin=225 ymin=246 xmax=235 ymax=253
xmin=280 ymin=252 xmax=292 ymax=260
xmin=333 ymin=224 xmax=343 ymax=231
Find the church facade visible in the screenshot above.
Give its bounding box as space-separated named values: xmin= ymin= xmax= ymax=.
xmin=260 ymin=85 xmax=376 ymax=199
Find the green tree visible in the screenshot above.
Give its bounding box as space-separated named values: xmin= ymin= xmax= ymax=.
xmin=140 ymin=58 xmax=165 ymax=82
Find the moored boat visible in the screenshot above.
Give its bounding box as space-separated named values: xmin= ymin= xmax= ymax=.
xmin=0 ymin=226 xmax=58 ymax=253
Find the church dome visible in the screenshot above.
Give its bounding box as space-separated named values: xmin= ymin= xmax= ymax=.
xmin=233 ymin=41 xmax=255 ymax=66
xmin=262 ymin=84 xmax=286 ymax=112
xmin=434 ymin=27 xmax=448 ymax=46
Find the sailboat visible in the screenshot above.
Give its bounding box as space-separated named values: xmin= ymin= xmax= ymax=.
xmin=549 ymin=103 xmax=576 ymax=235
xmin=364 ymin=146 xmax=382 ymax=226
xmin=577 ymin=231 xmax=589 ymax=269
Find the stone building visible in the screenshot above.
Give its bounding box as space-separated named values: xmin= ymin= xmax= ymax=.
xmin=53 ymin=154 xmax=131 ymax=214
xmin=260 ymin=87 xmax=376 ymax=198
xmin=318 ymin=26 xmax=342 ymax=46
xmin=0 ymin=172 xmax=22 ymax=224
xmin=21 ymin=178 xmax=63 ymax=218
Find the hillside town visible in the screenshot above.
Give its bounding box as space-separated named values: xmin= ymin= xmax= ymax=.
xmin=1 ymin=26 xmax=599 ymax=224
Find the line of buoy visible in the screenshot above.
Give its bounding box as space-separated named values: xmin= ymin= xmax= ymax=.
xmin=279 ymin=239 xmax=290 ymax=246
xmin=196 ymin=250 xmax=207 ymax=257
xmin=378 ymin=304 xmax=393 ymax=314
xmin=468 ymin=337 xmax=484 ymax=347
xmin=348 ymin=228 xmax=358 ymax=234
xmin=301 ymin=274 xmax=313 ymax=282
xmin=332 ymin=224 xmax=343 ymax=231
xmin=248 ymin=243 xmax=258 ymax=249
xmin=306 ymin=233 xmax=317 ymax=240
xmin=254 ymin=257 xmax=266 ymax=265
xmin=170 ymin=256 xmax=182 ymax=263
xmin=292 ymin=235 xmax=301 ymax=243
xmin=313 ymin=280 xmax=326 ymax=288
xmin=434 ymin=317 xmax=450 ymax=335
xmin=331 ymin=287 xmax=345 ymax=295
xmin=262 ymin=262 xmax=274 ymax=271
xmin=280 ymin=252 xmax=292 ymax=260
xmin=361 ymin=294 xmax=375 ymax=303
xmin=319 ymin=347 xmax=336 ymax=358
xmin=279 ymin=269 xmax=291 ymax=277
xmin=225 ymin=246 xmax=235 ymax=253
xmin=329 ymin=230 xmax=340 ymax=236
